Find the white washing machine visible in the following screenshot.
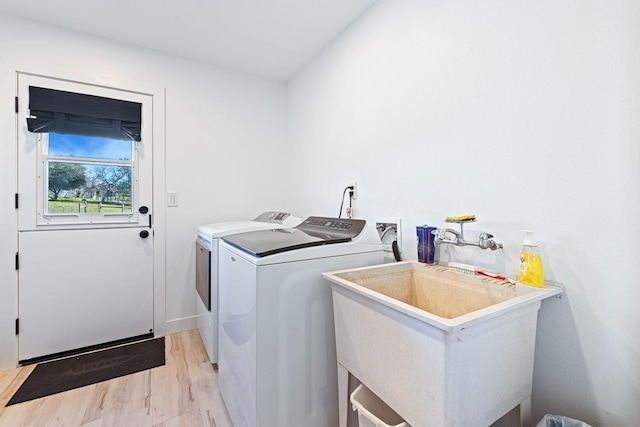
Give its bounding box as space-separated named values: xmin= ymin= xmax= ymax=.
xmin=196 ymin=211 xmax=301 ymax=365
xmin=218 ymin=217 xmax=384 ymax=427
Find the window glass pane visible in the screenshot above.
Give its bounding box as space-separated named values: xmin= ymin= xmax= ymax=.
xmin=48 ymin=133 xmax=133 ymax=161
xmin=47 ymin=161 xmax=132 ymax=214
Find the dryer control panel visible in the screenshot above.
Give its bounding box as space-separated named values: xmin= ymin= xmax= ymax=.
xmin=254 ymin=211 xmax=291 ymax=223
xmin=297 ymin=216 xmax=366 ymax=239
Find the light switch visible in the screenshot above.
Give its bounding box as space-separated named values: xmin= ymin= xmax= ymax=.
xmin=167 ymin=192 xmax=179 ymax=207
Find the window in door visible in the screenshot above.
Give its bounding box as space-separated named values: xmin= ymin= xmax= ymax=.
xmin=22 ymin=83 xmax=146 ymax=227
xmin=39 ymin=133 xmax=138 ymax=223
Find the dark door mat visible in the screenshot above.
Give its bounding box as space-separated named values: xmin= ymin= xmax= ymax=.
xmin=6 ymin=337 xmax=165 ymax=406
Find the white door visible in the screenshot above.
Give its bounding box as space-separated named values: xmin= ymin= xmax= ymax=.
xmin=16 ymin=73 xmax=154 ymax=362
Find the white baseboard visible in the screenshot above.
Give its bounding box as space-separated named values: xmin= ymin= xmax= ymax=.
xmin=164 ymin=315 xmax=197 ymax=335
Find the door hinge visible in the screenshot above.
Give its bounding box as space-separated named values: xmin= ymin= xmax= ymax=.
xmin=15 ymin=318 xmax=19 ymax=335
xmin=15 ymin=253 xmax=19 ymax=270
xmin=15 ymin=96 xmax=18 ymax=113
xmin=15 ymin=193 xmax=19 ymax=209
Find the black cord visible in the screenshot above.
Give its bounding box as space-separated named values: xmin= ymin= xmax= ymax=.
xmin=338 ymin=186 xmax=351 ymax=218
xmin=392 ymin=240 xmax=403 ymax=262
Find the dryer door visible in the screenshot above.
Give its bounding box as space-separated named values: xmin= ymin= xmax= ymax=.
xmin=196 ymin=238 xmax=211 ymax=310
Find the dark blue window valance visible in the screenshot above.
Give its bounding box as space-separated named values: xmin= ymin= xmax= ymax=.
xmin=27 ymin=86 xmax=142 ymax=142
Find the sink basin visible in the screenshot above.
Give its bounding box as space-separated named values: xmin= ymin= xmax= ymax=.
xmin=325 ymin=261 xmax=561 ymax=332
xmin=322 ymin=261 xmax=563 ymax=427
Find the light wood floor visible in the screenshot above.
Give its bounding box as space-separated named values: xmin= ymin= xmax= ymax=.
xmin=0 ymin=330 xmax=234 ymax=427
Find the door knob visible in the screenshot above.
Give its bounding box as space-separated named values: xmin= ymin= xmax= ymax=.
xmin=140 ymin=230 xmax=150 ymax=239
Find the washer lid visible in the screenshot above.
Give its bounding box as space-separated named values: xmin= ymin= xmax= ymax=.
xmin=198 ymin=221 xmax=273 ymax=239
xmin=222 ymin=216 xmax=366 ymax=257
xmin=197 ymin=213 xmax=302 ymax=239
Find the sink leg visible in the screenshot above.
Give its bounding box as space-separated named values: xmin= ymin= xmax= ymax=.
xmin=337 ymin=362 xmax=349 ymax=427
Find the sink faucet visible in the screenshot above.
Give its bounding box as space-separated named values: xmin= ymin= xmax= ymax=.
xmin=434 ymin=228 xmax=464 ymax=245
xmin=433 ymin=220 xmax=503 ymax=251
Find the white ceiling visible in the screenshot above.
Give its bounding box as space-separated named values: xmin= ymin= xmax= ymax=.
xmin=0 ymin=0 xmax=377 ymax=82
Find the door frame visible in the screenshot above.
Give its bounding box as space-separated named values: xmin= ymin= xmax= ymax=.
xmin=6 ymin=69 xmax=166 ymax=368
xmin=0 ymin=59 xmax=17 ymax=371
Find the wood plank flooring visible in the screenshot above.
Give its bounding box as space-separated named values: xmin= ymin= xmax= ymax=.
xmin=0 ymin=330 xmax=233 ymax=427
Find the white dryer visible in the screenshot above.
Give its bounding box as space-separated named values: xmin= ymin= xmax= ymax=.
xmin=195 ymin=211 xmax=301 ymax=365
xmin=218 ymin=217 xmax=383 ymax=427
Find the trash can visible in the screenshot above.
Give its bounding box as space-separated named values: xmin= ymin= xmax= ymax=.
xmin=350 ymin=384 xmax=410 ymax=427
xmin=535 ymin=414 xmax=593 ymax=427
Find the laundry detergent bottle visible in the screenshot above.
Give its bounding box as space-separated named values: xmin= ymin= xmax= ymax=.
xmin=517 ymin=231 xmax=544 ymax=287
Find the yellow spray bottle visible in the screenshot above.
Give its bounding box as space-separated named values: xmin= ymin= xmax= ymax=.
xmin=517 ymin=231 xmax=544 ymax=287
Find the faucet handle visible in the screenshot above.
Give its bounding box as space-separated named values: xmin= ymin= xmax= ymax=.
xmin=478 ymin=232 xmax=502 ymax=250
xmin=433 ymin=229 xmax=447 ymax=240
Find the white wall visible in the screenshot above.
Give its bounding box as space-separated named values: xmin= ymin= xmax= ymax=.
xmin=0 ymin=14 xmax=289 ymax=369
xmin=286 ymin=0 xmax=640 ymax=425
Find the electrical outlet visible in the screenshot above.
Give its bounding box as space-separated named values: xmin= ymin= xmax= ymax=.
xmin=348 ymin=181 xmax=358 ymax=199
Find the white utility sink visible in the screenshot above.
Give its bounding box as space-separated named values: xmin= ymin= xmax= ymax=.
xmin=322 ymin=261 xmax=563 ymax=427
